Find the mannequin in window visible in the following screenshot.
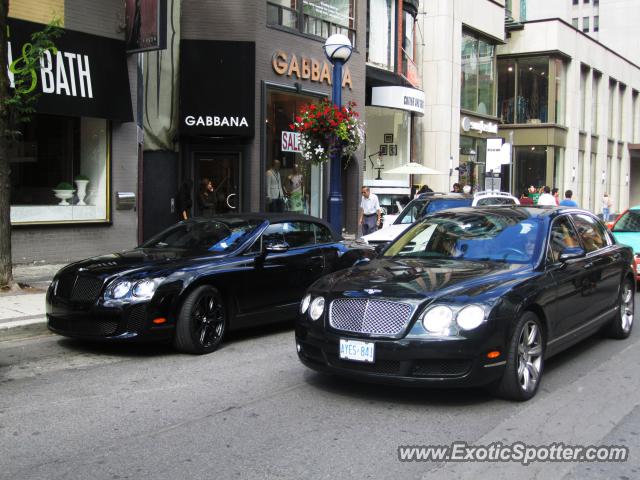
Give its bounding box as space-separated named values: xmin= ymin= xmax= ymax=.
xmin=266 ymin=159 xmax=285 ymax=212
xmin=287 ymin=163 xmax=305 ymax=213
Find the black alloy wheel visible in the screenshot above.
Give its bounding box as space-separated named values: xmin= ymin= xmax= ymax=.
xmin=175 ymin=285 xmax=226 ymax=354
xmin=493 ymin=311 xmax=545 ymax=401
xmin=605 ymin=277 xmax=634 ymax=339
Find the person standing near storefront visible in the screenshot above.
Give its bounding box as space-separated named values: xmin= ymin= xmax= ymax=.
xmin=266 ymin=160 xmax=285 ymax=212
xmin=359 ymin=187 xmax=381 ymax=235
xmin=519 ymin=192 xmax=534 ymax=205
xmin=602 ymin=193 xmax=613 ymax=221
xmin=560 ymin=190 xmax=578 ymax=207
xmin=537 ymin=186 xmax=556 ymax=206
xmin=552 ymin=187 xmax=560 ymax=206
xmin=197 ymin=178 xmax=216 ymax=217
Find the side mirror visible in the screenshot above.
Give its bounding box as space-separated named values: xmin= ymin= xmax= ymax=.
xmin=264 ymin=240 xmax=290 ymax=254
xmin=559 ymin=246 xmax=586 ymax=262
xmin=353 ymin=257 xmax=371 ymax=267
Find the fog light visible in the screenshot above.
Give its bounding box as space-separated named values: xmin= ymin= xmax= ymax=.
xmin=487 ymin=350 xmax=501 ymax=359
xmin=152 ymin=317 xmax=167 ymax=324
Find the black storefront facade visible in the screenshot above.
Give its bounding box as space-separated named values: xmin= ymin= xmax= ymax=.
xmin=141 ymin=0 xmax=367 ymax=240
xmin=8 ymin=18 xmax=138 ymax=264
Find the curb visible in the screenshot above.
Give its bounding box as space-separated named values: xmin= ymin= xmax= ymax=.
xmin=0 ymin=316 xmax=49 ymax=341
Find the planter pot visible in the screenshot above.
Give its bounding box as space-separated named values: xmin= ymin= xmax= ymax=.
xmin=53 ymin=189 xmax=75 ymax=206
xmin=75 ymin=179 xmax=89 ymax=205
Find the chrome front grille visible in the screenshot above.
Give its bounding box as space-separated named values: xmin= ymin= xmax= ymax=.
xmin=329 ymin=298 xmax=414 ymax=336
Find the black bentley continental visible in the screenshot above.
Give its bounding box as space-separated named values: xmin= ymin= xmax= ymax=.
xmin=46 ymin=214 xmax=375 ymax=354
xmin=296 ymin=206 xmax=635 ymax=401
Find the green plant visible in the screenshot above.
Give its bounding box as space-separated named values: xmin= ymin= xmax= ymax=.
xmin=75 ymin=174 xmax=89 ymax=181
xmin=55 ymin=182 xmax=74 ymax=190
xmin=289 ymin=99 xmax=363 ymax=165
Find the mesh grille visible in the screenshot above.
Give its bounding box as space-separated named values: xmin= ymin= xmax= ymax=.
xmin=48 ymin=316 xmax=119 ymax=336
xmin=329 ymin=299 xmax=413 ymax=336
xmin=126 ymin=305 xmax=147 ymax=332
xmin=56 ymin=274 xmax=75 ymax=299
xmin=70 ymin=276 xmax=104 ymax=303
xmin=411 ymin=359 xmax=472 ymax=377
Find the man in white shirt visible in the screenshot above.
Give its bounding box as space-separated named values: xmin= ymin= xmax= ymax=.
xmin=537 ymin=186 xmax=556 ymax=206
xmin=359 ymin=187 xmax=382 ymax=235
xmin=266 ymin=160 xmax=285 ymax=212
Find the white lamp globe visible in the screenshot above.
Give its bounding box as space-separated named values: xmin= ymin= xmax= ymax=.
xmin=323 ymin=34 xmax=353 ymax=62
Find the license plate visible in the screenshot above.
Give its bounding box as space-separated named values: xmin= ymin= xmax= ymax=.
xmin=339 ymin=339 xmax=375 ymax=363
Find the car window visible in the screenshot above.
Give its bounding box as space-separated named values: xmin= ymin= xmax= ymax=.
xmin=572 ymin=214 xmax=608 ymax=253
xmin=395 ymin=199 xmax=427 ymax=224
xmin=262 ymin=223 xmax=285 ymax=245
xmin=282 ymin=222 xmax=315 ymax=248
xmin=612 ymin=210 xmax=640 ymax=232
xmin=313 ymin=223 xmax=334 ymax=244
xmin=547 ymin=216 xmax=581 ymax=263
xmin=425 ymin=198 xmax=473 ymax=214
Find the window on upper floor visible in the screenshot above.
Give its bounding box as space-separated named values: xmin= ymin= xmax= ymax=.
xmin=582 ymin=16 xmax=590 ymax=32
xmin=367 ymin=0 xmax=396 ymax=71
xmin=573 ymin=0 xmax=579 ymax=5
xmin=267 ymin=0 xmax=356 ymax=44
xmin=583 ymin=0 xmax=590 ymax=4
xmin=594 ymin=0 xmax=599 ymax=5
xmin=461 ymin=31 xmax=497 ymax=116
xmin=594 ymin=15 xmax=599 ymax=32
xmin=572 ymin=17 xmax=579 ymax=28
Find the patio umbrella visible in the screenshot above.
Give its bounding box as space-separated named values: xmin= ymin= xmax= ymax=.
xmin=385 ymin=162 xmax=445 ymax=175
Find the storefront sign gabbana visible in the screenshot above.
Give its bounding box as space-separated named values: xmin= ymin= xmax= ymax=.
xmin=272 ymin=50 xmax=353 ymax=89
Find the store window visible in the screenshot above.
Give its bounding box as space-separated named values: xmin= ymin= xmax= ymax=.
xmin=10 ymin=114 xmax=109 ymax=224
xmin=367 ymin=0 xmax=396 ymax=71
xmin=461 ymin=31 xmax=496 ymax=116
xmin=267 ymin=0 xmax=356 ymax=44
xmin=513 ymin=146 xmax=550 ymax=196
xmin=364 ymin=106 xmax=411 ymax=183
xmin=266 ymin=89 xmax=324 ymax=218
xmin=459 ymin=136 xmax=487 ymax=191
xmin=498 ymin=56 xmax=562 ymax=125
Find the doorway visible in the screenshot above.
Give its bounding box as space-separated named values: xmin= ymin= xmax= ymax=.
xmin=194 ymin=152 xmax=241 ymax=214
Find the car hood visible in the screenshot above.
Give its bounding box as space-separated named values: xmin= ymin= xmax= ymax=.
xmin=58 ymin=248 xmax=229 ymax=278
xmin=362 ymin=224 xmax=410 ymax=243
xmin=313 ymin=257 xmax=534 ymax=301
xmin=612 ymin=232 xmax=640 ymax=254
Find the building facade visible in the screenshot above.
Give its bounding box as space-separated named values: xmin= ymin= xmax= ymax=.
xmin=8 ymin=0 xmax=139 ymax=264
xmin=497 ymin=17 xmax=640 ymax=212
xmin=420 ymin=0 xmax=506 ymax=193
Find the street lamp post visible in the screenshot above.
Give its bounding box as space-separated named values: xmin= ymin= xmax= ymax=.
xmin=323 ymin=34 xmax=353 ymax=234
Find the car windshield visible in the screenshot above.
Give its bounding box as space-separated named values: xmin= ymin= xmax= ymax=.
xmin=612 ymin=210 xmax=640 ymax=232
xmin=384 ymin=210 xmax=543 ymax=264
xmin=141 ymin=219 xmax=262 ymax=253
xmin=394 ymin=198 xmax=471 ymax=225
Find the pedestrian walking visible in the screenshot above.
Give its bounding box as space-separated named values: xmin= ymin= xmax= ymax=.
xmin=359 ymin=187 xmax=381 ymax=236
xmin=559 ymin=189 xmax=578 ymax=207
xmin=519 ymin=192 xmax=534 ymax=205
xmin=537 ymin=186 xmax=556 ymax=206
xmin=602 ymin=193 xmax=613 ymax=221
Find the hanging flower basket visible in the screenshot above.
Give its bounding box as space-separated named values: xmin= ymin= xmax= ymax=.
xmin=289 ymin=99 xmax=364 ymax=166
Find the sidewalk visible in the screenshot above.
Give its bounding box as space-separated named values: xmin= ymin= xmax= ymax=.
xmin=0 ymin=263 xmax=65 ymax=340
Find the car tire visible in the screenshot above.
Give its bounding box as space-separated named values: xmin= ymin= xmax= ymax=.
xmin=605 ymin=277 xmax=634 ymax=339
xmin=493 ymin=311 xmax=545 ymax=402
xmin=174 ymin=285 xmax=226 ymax=354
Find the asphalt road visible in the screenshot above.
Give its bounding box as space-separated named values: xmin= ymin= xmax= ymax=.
xmin=2 ymin=300 xmax=640 ymax=480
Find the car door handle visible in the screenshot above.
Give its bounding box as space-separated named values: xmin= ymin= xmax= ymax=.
xmin=612 ymin=253 xmax=622 ymax=261
xmin=584 ymin=262 xmax=594 ymax=270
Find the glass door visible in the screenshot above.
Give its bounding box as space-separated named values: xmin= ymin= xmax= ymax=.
xmin=194 ymin=152 xmax=241 ymax=215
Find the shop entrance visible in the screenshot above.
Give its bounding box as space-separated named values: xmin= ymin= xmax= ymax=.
xmin=194 ymin=152 xmax=241 ymax=214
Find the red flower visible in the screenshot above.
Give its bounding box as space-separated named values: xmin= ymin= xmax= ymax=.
xmin=289 ymin=123 xmax=295 ymax=130
xmin=295 ymin=116 xmax=302 ymax=123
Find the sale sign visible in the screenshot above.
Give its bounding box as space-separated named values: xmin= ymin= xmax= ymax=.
xmin=281 ymin=131 xmax=301 ymax=153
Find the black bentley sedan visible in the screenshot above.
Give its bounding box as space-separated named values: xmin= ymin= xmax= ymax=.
xmin=296 ymin=207 xmax=635 ymax=401
xmin=47 ymin=214 xmax=374 ymax=354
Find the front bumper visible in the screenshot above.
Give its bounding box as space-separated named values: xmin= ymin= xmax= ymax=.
xmin=295 ymin=321 xmax=506 ymax=388
xmin=46 ymin=292 xmax=174 ymax=342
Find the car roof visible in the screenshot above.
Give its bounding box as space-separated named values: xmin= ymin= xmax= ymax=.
xmin=183 ymin=213 xmax=340 ymax=238
xmin=415 ymin=193 xmax=472 ymax=200
xmin=433 ymin=205 xmax=592 ymax=220
xmin=473 ymin=191 xmax=516 ymax=198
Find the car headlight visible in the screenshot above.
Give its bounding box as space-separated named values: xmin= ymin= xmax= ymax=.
xmin=132 ymin=279 xmax=161 ymax=300
xmin=309 ymin=297 xmax=325 ymax=321
xmin=456 ymin=305 xmax=486 ymax=330
xmin=107 ymin=280 xmax=132 ymax=299
xmin=300 ymin=294 xmax=312 ymax=314
xmin=422 ymin=305 xmax=453 ymax=334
